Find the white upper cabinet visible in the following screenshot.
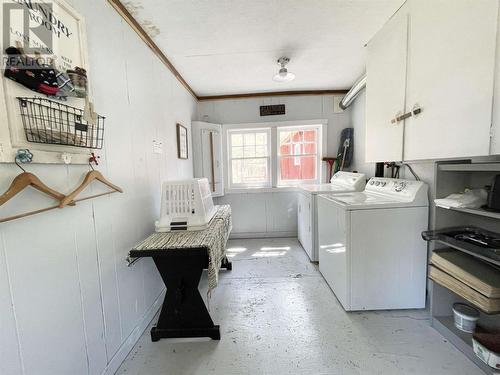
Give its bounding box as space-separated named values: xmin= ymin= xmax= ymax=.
xmin=404 ymin=0 xmax=498 ymax=160
xmin=366 ymin=7 xmax=409 ymax=163
xmin=192 ymin=121 xmax=224 ymax=197
xmin=492 ymin=7 xmax=500 ymax=156
xmin=366 ymin=0 xmax=499 ymax=162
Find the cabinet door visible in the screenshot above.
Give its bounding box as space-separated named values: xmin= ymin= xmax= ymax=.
xmin=404 ymin=0 xmax=498 ymax=160
xmin=366 ymin=7 xmax=409 ymax=163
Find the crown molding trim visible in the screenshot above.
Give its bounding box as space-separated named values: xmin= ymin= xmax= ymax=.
xmin=198 ymin=90 xmax=349 ymax=101
xmin=107 ymin=0 xmax=198 ymax=99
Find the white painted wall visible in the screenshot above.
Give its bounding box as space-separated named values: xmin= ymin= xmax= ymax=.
xmin=0 ymin=1 xmax=196 ymax=374
xmin=196 ymin=95 xmax=352 ymax=237
xmin=350 ymin=91 xmax=375 ymax=176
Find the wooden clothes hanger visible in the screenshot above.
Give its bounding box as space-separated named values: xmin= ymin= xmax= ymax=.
xmin=0 ymin=157 xmax=68 ymax=206
xmin=60 ymin=161 xmax=123 ymax=208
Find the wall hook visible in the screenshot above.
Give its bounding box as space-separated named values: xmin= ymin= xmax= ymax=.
xmin=15 ymin=149 xmax=33 ymax=172
xmin=89 ymin=152 xmax=100 ymax=170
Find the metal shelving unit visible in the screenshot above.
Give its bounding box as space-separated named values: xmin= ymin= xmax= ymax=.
xmin=429 ymin=160 xmax=500 ymax=374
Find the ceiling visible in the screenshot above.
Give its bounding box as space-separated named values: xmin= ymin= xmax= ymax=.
xmin=122 ymin=0 xmax=405 ymax=96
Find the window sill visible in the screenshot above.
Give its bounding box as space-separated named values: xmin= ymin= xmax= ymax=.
xmin=224 ymin=187 xmax=300 ymax=194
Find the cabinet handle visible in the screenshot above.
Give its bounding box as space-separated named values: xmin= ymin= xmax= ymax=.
xmin=391 ymin=107 xmax=422 ymax=124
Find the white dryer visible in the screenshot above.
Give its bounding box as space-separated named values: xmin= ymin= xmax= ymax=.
xmin=297 ymin=172 xmax=366 ymax=262
xmin=318 ymin=177 xmax=429 ymax=311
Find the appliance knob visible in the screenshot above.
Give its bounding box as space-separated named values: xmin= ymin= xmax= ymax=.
xmin=381 ymin=182 xmax=387 ymax=187
xmin=375 ymin=181 xmax=380 ymax=186
xmin=369 ymin=180 xmax=375 ymax=185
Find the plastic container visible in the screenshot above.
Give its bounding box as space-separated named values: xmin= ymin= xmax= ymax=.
xmin=452 ymin=303 xmax=480 ymax=333
xmin=473 ymin=337 xmax=500 ymax=369
xmin=155 ymin=178 xmax=217 ymax=232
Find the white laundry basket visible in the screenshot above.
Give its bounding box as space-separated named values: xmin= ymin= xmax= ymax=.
xmin=155 ymin=178 xmax=217 ymax=232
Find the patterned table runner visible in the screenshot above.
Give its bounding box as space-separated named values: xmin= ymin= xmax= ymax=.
xmin=129 ymin=205 xmax=232 ymax=291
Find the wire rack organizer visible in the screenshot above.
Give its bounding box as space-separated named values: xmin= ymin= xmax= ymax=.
xmin=17 ymin=97 xmax=105 ymax=149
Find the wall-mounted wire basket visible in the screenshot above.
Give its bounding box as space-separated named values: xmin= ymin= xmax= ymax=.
xmin=17 ymin=97 xmax=105 ymax=149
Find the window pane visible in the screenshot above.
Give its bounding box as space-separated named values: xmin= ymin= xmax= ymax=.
xmin=280 ymin=156 xmax=317 ymax=181
xmin=231 ymin=133 xmax=243 ymax=146
xmin=280 ymin=143 xmax=292 ymax=156
xmin=279 ymin=130 xmax=316 ymax=155
xmin=255 ymin=133 xmax=267 ymax=145
xmin=280 ymin=131 xmax=291 ymax=143
xmin=231 ymin=146 xmax=244 ymax=158
xmin=243 ymin=146 xmax=255 ymax=157
xmin=303 ymin=143 xmax=316 ymax=154
xmin=304 ymin=130 xmax=316 ymax=142
xmin=244 ymin=133 xmax=255 ymax=145
xmin=292 ymin=143 xmax=302 ymax=156
xmin=232 ymin=158 xmax=268 ymax=185
xmin=255 ymin=145 xmax=267 ymax=157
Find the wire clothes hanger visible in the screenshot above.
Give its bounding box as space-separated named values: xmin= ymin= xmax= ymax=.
xmin=59 ymin=153 xmax=123 ymax=208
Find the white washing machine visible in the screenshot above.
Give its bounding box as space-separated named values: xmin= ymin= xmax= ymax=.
xmin=318 ymin=177 xmax=429 ymax=311
xmin=297 ymin=172 xmax=366 ymax=262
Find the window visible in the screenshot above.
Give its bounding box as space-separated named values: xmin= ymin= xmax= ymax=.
xmin=228 ymin=128 xmax=271 ymax=188
xmin=278 ymin=127 xmax=320 ymax=185
xmin=225 ymin=121 xmax=325 ymax=190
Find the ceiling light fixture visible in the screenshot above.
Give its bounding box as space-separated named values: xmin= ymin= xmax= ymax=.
xmin=273 ymin=57 xmax=295 ymax=83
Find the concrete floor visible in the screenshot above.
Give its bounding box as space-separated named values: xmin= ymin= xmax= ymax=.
xmin=117 ymin=238 xmax=483 ymax=375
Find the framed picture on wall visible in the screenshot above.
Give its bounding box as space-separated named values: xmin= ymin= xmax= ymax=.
xmin=177 ymin=123 xmax=188 ymax=159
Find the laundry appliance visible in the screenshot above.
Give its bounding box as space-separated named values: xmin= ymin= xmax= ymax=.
xmin=318 ymin=177 xmax=429 ymax=311
xmin=297 ymin=171 xmax=366 ymax=262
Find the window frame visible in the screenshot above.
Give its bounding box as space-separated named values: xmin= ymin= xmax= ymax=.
xmin=223 ymin=119 xmax=327 ymax=193
xmin=276 ymin=125 xmax=323 ymax=187
xmin=227 ymin=127 xmax=272 ymax=189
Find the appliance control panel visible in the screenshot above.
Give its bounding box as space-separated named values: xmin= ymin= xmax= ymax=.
xmin=330 ymin=171 xmax=366 ymax=190
xmin=366 ymin=178 xmax=428 ymax=202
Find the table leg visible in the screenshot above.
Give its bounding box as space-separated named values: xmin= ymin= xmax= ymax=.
xmin=221 ymin=256 xmax=232 ymax=271
xmin=151 ymin=253 xmax=220 ymax=341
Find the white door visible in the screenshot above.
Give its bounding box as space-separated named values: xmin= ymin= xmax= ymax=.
xmin=404 ymin=0 xmax=498 ymax=160
xmin=297 ymin=192 xmax=313 ymax=259
xmin=365 ymin=5 xmax=409 ymax=163
xmin=492 ymin=6 xmax=500 ymax=155
xmin=318 ymin=197 xmax=349 ymax=309
xmin=192 ymin=121 xmax=224 ymax=196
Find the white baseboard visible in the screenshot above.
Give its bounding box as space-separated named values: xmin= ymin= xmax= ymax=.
xmin=229 ymin=231 xmax=297 ymax=239
xmin=100 ymin=289 xmax=165 ymax=375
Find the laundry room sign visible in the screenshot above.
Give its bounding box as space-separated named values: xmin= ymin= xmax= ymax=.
xmin=260 ymin=104 xmax=286 ymax=116
xmin=0 ymin=0 xmax=92 ymax=164
xmin=2 ymin=0 xmax=84 ymax=71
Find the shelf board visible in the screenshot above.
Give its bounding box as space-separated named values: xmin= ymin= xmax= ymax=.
xmin=438 ymin=163 xmax=500 ymax=172
xmin=437 ymin=206 xmax=500 ymax=220
xmin=433 ymin=316 xmax=495 ymax=374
